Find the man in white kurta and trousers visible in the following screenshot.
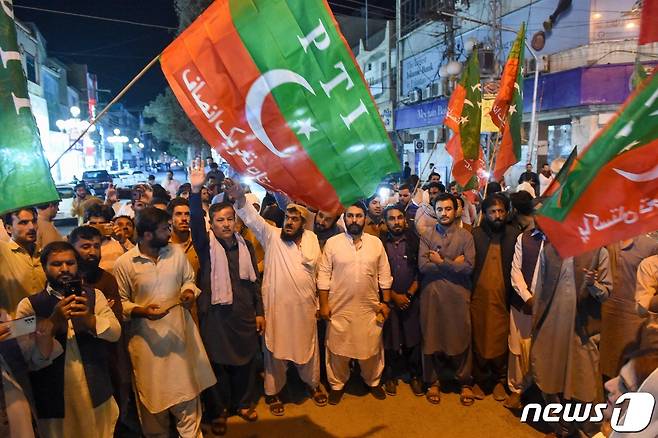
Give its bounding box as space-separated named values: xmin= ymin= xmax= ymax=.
xmin=113 ymin=207 xmax=215 ymax=438
xmin=318 ymin=202 xmax=393 ymax=404
xmin=227 ymin=180 xmax=327 ymax=415
xmin=507 ymin=228 xmax=544 ymax=409
xmin=16 ymin=241 xmax=121 ymax=438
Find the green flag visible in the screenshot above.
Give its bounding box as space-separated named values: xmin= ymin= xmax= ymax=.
xmin=0 ymin=0 xmax=58 ymax=215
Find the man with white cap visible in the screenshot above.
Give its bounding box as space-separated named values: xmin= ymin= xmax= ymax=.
xmin=225 ymin=179 xmax=327 ymax=416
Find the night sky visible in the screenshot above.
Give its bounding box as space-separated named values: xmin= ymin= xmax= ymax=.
xmin=13 ymin=0 xmax=395 ymax=112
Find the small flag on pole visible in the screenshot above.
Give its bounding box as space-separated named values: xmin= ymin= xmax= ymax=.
xmin=536 ymin=73 xmax=658 ymax=257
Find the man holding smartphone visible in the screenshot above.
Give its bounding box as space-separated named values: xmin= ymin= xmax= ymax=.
xmin=15 ymin=241 xmax=121 ymax=437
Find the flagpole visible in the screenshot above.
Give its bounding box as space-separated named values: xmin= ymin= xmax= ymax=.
xmin=49 ymin=53 xmax=162 ymax=169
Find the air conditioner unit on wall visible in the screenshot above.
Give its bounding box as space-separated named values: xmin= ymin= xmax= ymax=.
xmin=422 ymin=85 xmax=431 ymax=100
xmin=430 ymin=82 xmax=440 ymax=97
xmin=408 ymin=88 xmax=421 ymax=103
xmin=525 ymin=55 xmax=550 ymax=74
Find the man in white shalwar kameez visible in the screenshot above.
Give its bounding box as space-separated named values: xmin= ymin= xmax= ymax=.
xmin=318 ymin=202 xmax=393 ymax=405
xmin=226 ymin=180 xmax=327 ymax=415
xmin=507 ymin=228 xmax=544 ymax=409
xmin=114 ymin=207 xmax=215 ymax=438
xmin=16 ymin=241 xmax=121 ymax=438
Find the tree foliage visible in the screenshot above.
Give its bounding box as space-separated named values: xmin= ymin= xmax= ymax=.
xmin=141 ymin=0 xmax=213 ymax=160
xmin=174 ymin=0 xmax=213 ymax=34
xmin=142 ymin=89 xmax=207 ymax=160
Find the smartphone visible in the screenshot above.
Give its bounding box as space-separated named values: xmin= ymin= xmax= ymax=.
xmin=0 ymin=315 xmax=37 ymax=340
xmin=63 ymin=279 xmax=83 ymax=297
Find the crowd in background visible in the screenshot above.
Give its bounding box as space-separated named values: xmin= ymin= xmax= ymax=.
xmin=0 ymin=156 xmax=657 ymax=438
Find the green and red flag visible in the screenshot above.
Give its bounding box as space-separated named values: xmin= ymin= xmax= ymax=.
xmin=445 ymin=47 xmax=483 ymax=186
xmin=0 ymin=0 xmax=58 ymax=215
xmin=160 ymin=0 xmax=398 ymax=213
xmin=536 ymin=73 xmax=658 ymax=257
xmin=490 ymin=23 xmax=525 ymax=182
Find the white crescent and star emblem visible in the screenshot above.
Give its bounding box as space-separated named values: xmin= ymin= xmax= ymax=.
xmin=245 ymin=69 xmax=316 ymax=158
xmin=614 ymin=164 xmax=658 ymax=182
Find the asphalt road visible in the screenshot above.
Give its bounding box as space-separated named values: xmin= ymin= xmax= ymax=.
xmin=216 ymin=371 xmax=546 ymax=438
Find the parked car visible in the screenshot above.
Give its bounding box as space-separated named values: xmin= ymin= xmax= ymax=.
xmin=81 ymin=170 xmax=113 ymax=197
xmin=110 ymin=170 xmax=131 ymax=188
xmin=55 ymin=184 xmax=74 ymax=221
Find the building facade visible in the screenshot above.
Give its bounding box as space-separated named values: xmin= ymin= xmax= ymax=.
xmin=395 ymin=0 xmax=656 ymax=185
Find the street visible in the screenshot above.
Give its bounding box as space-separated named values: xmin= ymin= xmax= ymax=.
xmin=220 ymin=373 xmax=544 ymax=437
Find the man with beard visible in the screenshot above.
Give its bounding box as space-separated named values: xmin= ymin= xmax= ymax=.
xmin=381 ymin=205 xmax=423 ymax=396
xmin=419 ymin=193 xmax=476 ymax=406
xmin=314 ymin=210 xmax=343 ymax=250
xmin=113 ymin=207 xmax=215 ymax=437
xmin=226 ymin=179 xmax=327 ymax=416
xmin=16 ymin=241 xmax=121 ymax=437
xmin=168 ymin=198 xmax=200 ymax=275
xmin=414 ymin=182 xmax=445 ymax=237
xmin=189 ymin=167 xmax=263 ymax=433
xmin=69 ymin=225 xmax=138 ymax=435
xmin=364 ymin=195 xmax=386 ymax=236
xmin=0 ymin=208 xmax=46 ymax=314
xmin=470 ymin=194 xmax=520 ymax=402
xmin=531 ymin=242 xmax=611 ymax=437
xmin=85 ymin=204 xmax=125 ymax=273
xmin=318 ymin=202 xmax=393 ymax=404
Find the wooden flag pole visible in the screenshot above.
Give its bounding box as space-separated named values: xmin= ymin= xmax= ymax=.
xmin=49 ymin=53 xmax=162 ymax=169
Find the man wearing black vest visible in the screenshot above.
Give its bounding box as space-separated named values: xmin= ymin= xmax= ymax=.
xmin=16 ymin=241 xmax=121 ymax=437
xmin=69 ymin=225 xmax=141 ymax=436
xmin=470 ymin=194 xmax=520 ymax=402
xmin=507 ymin=225 xmax=545 ymax=409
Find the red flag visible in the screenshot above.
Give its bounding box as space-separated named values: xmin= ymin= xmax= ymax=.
xmin=490 ymin=23 xmax=525 ymax=181
xmin=639 ymin=0 xmax=658 ymax=45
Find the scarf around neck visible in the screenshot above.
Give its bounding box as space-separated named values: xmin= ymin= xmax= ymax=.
xmin=209 ymin=232 xmax=257 ymax=305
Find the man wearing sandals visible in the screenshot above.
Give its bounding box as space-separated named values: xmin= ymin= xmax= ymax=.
xmin=419 ymin=193 xmax=476 ymax=406
xmin=380 ymin=205 xmax=424 ymax=397
xmin=470 ymin=194 xmax=519 ymax=402
xmin=225 ymin=180 xmax=328 ymax=415
xmin=318 ymin=202 xmax=393 ymax=405
xmin=188 ymin=166 xmax=264 ymax=434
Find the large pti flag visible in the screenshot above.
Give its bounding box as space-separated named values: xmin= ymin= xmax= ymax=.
xmin=536 ymin=73 xmax=658 ymax=257
xmin=490 ymin=23 xmax=525 ymax=182
xmin=0 ymin=0 xmax=58 ymax=214
xmin=161 ymin=0 xmax=399 ymax=212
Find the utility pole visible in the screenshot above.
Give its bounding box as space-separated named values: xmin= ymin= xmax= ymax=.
xmin=365 ymin=0 xmax=369 ymax=50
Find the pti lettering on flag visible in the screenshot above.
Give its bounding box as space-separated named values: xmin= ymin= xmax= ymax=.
xmin=0 ymin=0 xmax=59 ymax=214
xmin=161 ymin=0 xmax=399 ymax=212
xmin=536 ymin=73 xmax=658 ymax=257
